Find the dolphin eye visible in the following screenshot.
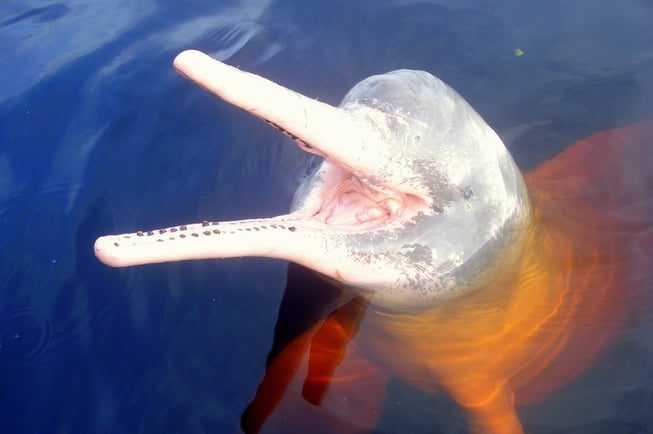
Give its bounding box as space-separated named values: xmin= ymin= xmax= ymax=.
xmin=463 ymin=186 xmax=473 ymax=199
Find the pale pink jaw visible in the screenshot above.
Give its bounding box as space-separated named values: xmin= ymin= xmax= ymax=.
xmin=94 ymin=217 xmax=303 ymax=268
xmin=93 ymin=212 xmax=417 ymax=303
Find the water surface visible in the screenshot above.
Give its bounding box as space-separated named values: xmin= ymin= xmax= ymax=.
xmin=1 ymin=1 xmax=652 ymax=432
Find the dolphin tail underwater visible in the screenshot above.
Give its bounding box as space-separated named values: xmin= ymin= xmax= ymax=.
xmin=95 ymin=50 xmax=653 ymax=433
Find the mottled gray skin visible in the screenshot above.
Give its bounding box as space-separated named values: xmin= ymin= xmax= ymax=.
xmin=95 ymin=51 xmax=531 ymax=312
xmin=288 ymin=70 xmax=531 ymax=307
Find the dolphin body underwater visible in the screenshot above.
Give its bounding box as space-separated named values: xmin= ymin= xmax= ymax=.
xmin=95 ymin=50 xmax=653 ymax=433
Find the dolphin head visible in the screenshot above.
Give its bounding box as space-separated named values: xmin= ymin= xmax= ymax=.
xmin=95 ymin=50 xmax=531 ymax=311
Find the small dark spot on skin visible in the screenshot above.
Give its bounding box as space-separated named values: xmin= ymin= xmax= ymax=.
xmin=192 ymin=233 xmax=199 ymax=237
xmin=136 ymin=231 xmax=144 ymax=237
xmin=260 ymin=226 xmax=267 ymax=229
xmin=202 ymin=221 xmax=209 ymax=227
xmin=203 ymin=230 xmax=211 ymax=236
xmin=271 ymin=224 xmax=277 ymax=229
xmin=180 ymin=234 xmax=186 ymax=238
xmin=157 ymin=239 xmax=164 ymax=242
xmin=253 ymin=227 xmax=260 ymax=231
xmin=159 ymin=229 xmax=166 ymax=234
xmin=299 ymin=140 xmax=313 ymax=149
xmin=264 ymin=119 xmax=316 ymax=150
xmin=211 ymin=222 xmax=219 ymax=226
xmin=237 ymin=228 xmax=243 ymax=231
xmin=147 ymin=231 xmax=155 ymax=236
xmin=464 ymin=186 xmax=473 ymax=199
xmin=114 ymin=242 xmax=120 ymax=247
xmin=169 ymin=237 xmax=175 ymax=240
xmin=213 ymin=229 xmax=220 ymax=234
xmin=180 ymin=225 xmax=187 ymax=231
xmin=170 ymin=228 xmax=178 ymax=233
xmin=245 ymin=228 xmax=251 ymax=231
xmin=278 ymin=225 xmax=285 ymax=229
xmin=288 ymin=226 xmax=296 ymax=232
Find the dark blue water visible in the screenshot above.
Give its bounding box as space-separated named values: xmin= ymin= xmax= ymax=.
xmin=1 ymin=1 xmax=653 ymax=433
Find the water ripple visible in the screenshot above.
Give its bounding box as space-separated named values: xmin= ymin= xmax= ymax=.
xmin=0 ymin=308 xmax=55 ymax=368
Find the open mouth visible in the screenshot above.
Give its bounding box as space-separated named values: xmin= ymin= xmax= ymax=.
xmin=93 ymin=159 xmax=429 ymax=268
xmin=290 ymin=162 xmax=430 ymax=231
xmin=95 ymin=50 xmax=529 ymax=311
xmin=94 ymin=50 xmax=434 ymax=268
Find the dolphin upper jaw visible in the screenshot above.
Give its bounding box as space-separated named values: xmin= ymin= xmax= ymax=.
xmin=95 ymin=50 xmax=532 ymax=312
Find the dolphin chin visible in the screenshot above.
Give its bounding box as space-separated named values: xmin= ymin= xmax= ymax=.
xmin=94 ymin=49 xmax=531 ymax=311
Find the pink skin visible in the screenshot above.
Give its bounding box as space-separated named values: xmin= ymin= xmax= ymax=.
xmin=94 ymin=50 xmax=529 ymax=310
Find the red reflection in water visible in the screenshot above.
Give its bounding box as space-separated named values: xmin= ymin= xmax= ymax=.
xmin=242 ymin=122 xmax=653 ymax=434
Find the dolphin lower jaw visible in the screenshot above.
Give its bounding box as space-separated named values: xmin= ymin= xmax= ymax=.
xmin=92 ymin=208 xmax=416 ymax=268
xmin=93 ymin=216 xmax=305 ymax=267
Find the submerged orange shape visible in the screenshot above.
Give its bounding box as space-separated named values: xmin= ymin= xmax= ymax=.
xmin=242 ymin=121 xmax=653 ymax=433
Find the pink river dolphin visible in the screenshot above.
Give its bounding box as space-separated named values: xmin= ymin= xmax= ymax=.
xmin=95 ymin=50 xmax=653 ymax=433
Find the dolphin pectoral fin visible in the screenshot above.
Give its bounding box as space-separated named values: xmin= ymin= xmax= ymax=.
xmin=242 ymin=265 xmax=384 ymax=433
xmin=242 ymin=263 xmax=341 ymax=433
xmin=267 ymin=263 xmax=343 ymax=364
xmin=242 ymin=316 xmax=389 ymax=434
xmin=241 ymin=327 xmax=313 ymax=434
xmin=302 ymin=295 xmax=370 ymax=405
